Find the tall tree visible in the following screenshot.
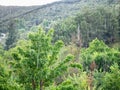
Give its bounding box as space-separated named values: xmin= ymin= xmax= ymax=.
xmin=118 ymin=5 xmax=120 ymax=40
xmin=12 ymin=27 xmax=74 ymax=90
xmin=5 ymin=20 xmax=18 ymax=50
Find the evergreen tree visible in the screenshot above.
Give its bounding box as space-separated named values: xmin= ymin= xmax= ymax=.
xmin=5 ymin=20 xmax=18 ymax=50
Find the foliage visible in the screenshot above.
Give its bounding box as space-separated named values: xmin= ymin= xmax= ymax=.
xmin=46 ymin=72 xmax=88 ymax=90
xmin=5 ymin=20 xmax=19 ymax=50
xmin=80 ymin=38 xmax=120 ymax=71
xmin=93 ymin=70 xmax=105 ymax=90
xmin=53 ymin=18 xmax=77 ymax=44
xmin=0 ymin=44 xmax=4 ymax=56
xmin=0 ymin=0 xmax=113 ymax=33
xmin=102 ymin=63 xmax=120 ymax=90
xmin=53 ymin=5 xmax=120 ymax=46
xmin=0 ymin=53 xmax=22 ymax=90
xmin=11 ymin=27 xmax=74 ymax=90
xmin=57 ymin=73 xmax=88 ymax=90
xmin=0 ymin=1 xmax=120 ymax=90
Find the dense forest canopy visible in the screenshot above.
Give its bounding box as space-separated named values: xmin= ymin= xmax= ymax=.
xmin=0 ymin=0 xmax=120 ymax=90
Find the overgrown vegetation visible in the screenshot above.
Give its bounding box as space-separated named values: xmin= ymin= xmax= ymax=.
xmin=0 ymin=0 xmax=120 ymax=90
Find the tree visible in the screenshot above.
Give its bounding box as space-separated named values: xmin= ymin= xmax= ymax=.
xmin=5 ymin=20 xmax=19 ymax=50
xmin=12 ymin=27 xmax=74 ymax=90
xmin=52 ymin=5 xmax=120 ymax=46
xmin=0 ymin=52 xmax=21 ymax=90
xmin=0 ymin=57 xmax=8 ymax=90
xmin=53 ymin=18 xmax=77 ymax=45
xmin=80 ymin=38 xmax=120 ymax=71
xmin=118 ymin=5 xmax=120 ymax=41
xmin=57 ymin=72 xmax=88 ymax=90
xmin=0 ymin=44 xmax=4 ymax=57
xmin=102 ymin=63 xmax=120 ymax=90
xmin=0 ymin=45 xmax=8 ymax=90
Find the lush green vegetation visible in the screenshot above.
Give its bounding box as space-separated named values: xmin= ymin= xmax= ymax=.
xmin=0 ymin=30 xmax=120 ymax=89
xmin=53 ymin=5 xmax=120 ymax=46
xmin=0 ymin=0 xmax=120 ymax=90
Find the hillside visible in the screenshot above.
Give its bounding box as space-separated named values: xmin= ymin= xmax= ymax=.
xmin=0 ymin=0 xmax=120 ymax=90
xmin=0 ymin=0 xmax=119 ymax=46
xmin=0 ymin=0 xmax=112 ymax=32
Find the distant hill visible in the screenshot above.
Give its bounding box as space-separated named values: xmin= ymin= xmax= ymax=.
xmin=0 ymin=0 xmax=118 ymax=33
xmin=0 ymin=0 xmax=107 ymax=31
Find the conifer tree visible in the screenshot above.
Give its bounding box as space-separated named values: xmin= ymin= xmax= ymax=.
xmin=5 ymin=20 xmax=18 ymax=50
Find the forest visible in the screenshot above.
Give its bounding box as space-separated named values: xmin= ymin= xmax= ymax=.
xmin=0 ymin=0 xmax=120 ymax=90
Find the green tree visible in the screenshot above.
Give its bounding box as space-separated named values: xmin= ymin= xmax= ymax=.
xmin=53 ymin=18 xmax=77 ymax=45
xmin=80 ymin=38 xmax=120 ymax=71
xmin=54 ymin=6 xmax=119 ymax=46
xmin=12 ymin=27 xmax=74 ymax=90
xmin=57 ymin=72 xmax=88 ymax=90
xmin=118 ymin=5 xmax=120 ymax=41
xmin=0 ymin=45 xmax=8 ymax=90
xmin=5 ymin=20 xmax=19 ymax=50
xmin=0 ymin=57 xmax=8 ymax=90
xmin=0 ymin=44 xmax=4 ymax=57
xmin=102 ymin=63 xmax=120 ymax=90
xmin=0 ymin=53 xmax=21 ymax=90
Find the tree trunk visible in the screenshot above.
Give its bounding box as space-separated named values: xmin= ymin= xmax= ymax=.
xmin=32 ymin=79 xmax=36 ymax=90
xmin=40 ymin=80 xmax=43 ymax=90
